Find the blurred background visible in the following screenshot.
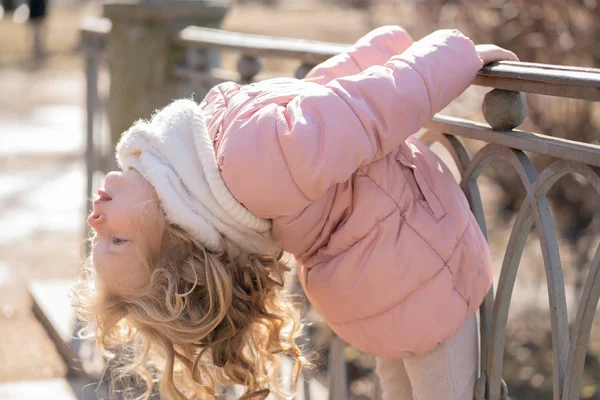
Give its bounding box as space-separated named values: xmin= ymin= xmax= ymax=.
xmin=0 ymin=0 xmax=599 ymax=399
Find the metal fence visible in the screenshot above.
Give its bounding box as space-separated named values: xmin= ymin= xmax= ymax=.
xmin=80 ymin=16 xmax=600 ymax=400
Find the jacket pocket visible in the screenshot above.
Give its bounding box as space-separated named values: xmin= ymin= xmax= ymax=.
xmin=395 ymin=147 xmax=446 ymax=221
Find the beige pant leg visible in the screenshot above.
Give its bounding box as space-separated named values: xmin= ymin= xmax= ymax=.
xmin=376 ymin=315 xmax=478 ymax=400
xmin=375 ymin=356 xmax=413 ymax=400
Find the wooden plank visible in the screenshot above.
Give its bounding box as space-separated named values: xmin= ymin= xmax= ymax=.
xmin=29 ymin=280 xmax=104 ymax=379
xmin=0 ymin=318 xmax=67 ymax=381
xmin=0 ymin=379 xmax=76 ymax=400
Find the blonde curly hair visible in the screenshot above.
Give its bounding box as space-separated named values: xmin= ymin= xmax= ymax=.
xmin=72 ymin=208 xmax=308 ymax=399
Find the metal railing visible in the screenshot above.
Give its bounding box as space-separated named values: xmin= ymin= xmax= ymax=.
xmin=80 ymin=17 xmax=600 ymax=400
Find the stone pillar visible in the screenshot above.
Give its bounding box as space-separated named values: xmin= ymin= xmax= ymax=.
xmin=104 ymin=0 xmax=229 ymax=147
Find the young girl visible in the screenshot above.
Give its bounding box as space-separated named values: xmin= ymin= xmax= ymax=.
xmin=74 ymin=25 xmax=518 ymax=400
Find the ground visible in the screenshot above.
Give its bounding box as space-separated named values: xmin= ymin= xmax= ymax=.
xmin=0 ymin=1 xmax=599 ymax=399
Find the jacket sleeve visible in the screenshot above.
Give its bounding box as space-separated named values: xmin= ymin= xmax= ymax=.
xmin=220 ymin=29 xmax=484 ymax=219
xmin=303 ymin=25 xmax=414 ymax=85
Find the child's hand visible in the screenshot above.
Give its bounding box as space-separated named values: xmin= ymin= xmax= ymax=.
xmin=475 ymin=44 xmax=519 ymax=65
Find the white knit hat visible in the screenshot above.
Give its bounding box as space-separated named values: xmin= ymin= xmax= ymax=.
xmin=116 ymin=99 xmax=273 ymax=255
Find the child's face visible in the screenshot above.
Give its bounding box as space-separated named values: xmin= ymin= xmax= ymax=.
xmin=88 ymin=169 xmax=161 ymax=292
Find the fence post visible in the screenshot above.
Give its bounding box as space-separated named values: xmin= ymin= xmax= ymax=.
xmin=103 ymin=0 xmax=229 ymax=149
xmin=328 ymin=336 xmax=348 ymax=400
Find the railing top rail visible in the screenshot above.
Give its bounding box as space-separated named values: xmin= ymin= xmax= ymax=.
xmin=474 ymin=61 xmax=600 ymax=101
xmin=177 ymin=26 xmax=600 ymax=101
xmin=177 ymin=26 xmax=349 ymax=64
xmin=80 ymin=17 xmax=112 ymax=38
xmin=78 ymin=18 xmax=600 ymax=101
xmin=479 ymin=61 xmax=600 ymax=88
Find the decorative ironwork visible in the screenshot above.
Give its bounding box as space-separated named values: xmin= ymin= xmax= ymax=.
xmin=422 ymin=128 xmax=600 ymax=400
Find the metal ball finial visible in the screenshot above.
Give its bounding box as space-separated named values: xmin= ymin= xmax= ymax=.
xmin=295 ymin=62 xmax=315 ymax=80
xmin=237 ymin=55 xmax=261 ymax=82
xmin=482 ymin=89 xmax=527 ymax=131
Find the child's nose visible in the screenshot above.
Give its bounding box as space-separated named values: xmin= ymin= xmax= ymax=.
xmin=104 ymin=171 xmax=122 ymax=188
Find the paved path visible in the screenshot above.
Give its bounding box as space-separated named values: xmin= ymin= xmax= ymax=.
xmin=0 ymin=64 xmax=86 ymax=396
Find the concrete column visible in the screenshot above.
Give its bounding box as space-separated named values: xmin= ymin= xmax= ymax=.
xmin=104 ymin=0 xmax=229 ymax=147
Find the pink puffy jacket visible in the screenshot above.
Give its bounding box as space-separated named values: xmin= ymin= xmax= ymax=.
xmin=200 ymin=26 xmax=493 ymax=358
